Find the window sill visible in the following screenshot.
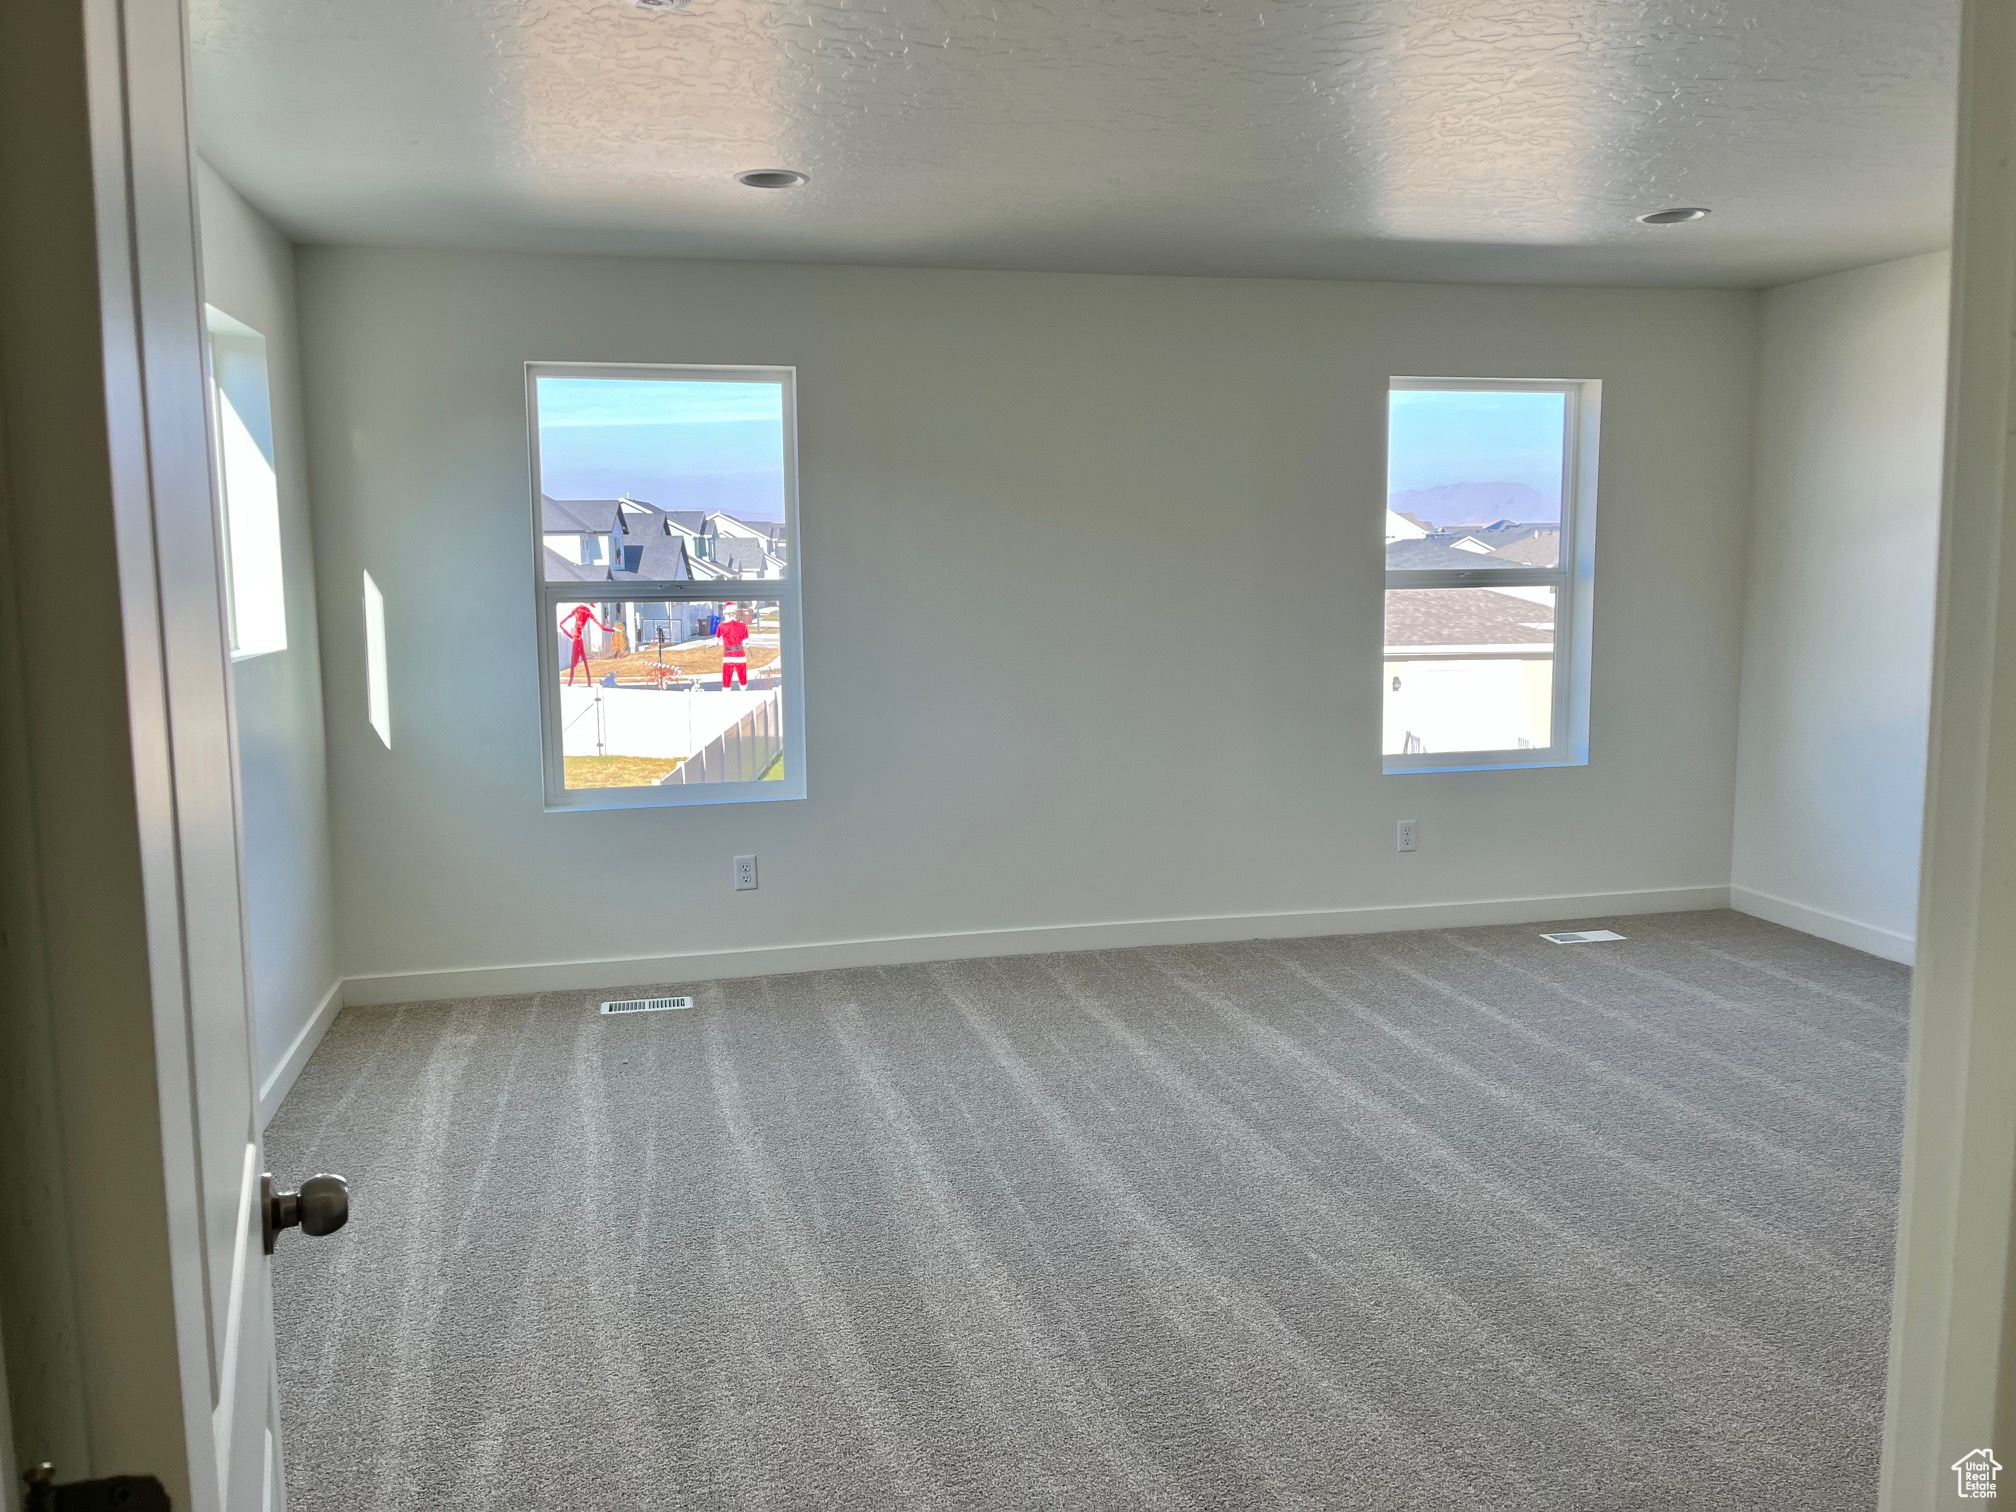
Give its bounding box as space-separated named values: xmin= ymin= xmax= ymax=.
xmin=544 ymin=780 xmax=805 ymax=813
xmin=1383 ymin=754 xmax=1587 ymax=775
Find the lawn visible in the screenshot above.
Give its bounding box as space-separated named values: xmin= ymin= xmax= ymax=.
xmin=580 ymin=638 xmax=782 ymax=687
xmin=564 ymin=755 xmax=683 ymax=789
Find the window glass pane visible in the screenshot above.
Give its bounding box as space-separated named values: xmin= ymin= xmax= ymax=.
xmin=536 ymin=375 xmax=788 ymax=584
xmin=556 ymin=597 xmax=786 ymax=790
xmin=363 ymin=570 xmax=390 ymax=748
xmin=1384 ymin=587 xmax=1554 ymax=755
xmin=207 ymin=308 xmax=286 ymax=655
xmin=1386 ymin=388 xmax=1564 ymax=571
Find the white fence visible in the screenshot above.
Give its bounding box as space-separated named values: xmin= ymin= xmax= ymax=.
xmin=558 ymin=684 xmax=773 ymax=761
xmin=663 ymin=689 xmax=783 ymax=784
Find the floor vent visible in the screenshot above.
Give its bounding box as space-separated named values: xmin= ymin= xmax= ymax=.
xmin=600 ymin=995 xmax=693 ymax=1015
xmin=1541 ymin=930 xmax=1627 ymax=944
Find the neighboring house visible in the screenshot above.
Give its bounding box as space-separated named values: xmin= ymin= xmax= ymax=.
xmin=541 ymin=495 xmax=627 ymax=572
xmin=701 ymin=510 xmax=788 ymax=577
xmin=1386 ymin=521 xmax=1561 ymax=572
xmin=701 ymin=534 xmax=775 ymax=577
xmin=621 ymin=498 xmax=709 ymax=565
xmin=541 ymin=493 xmax=786 ymax=655
xmin=1479 ymin=528 xmax=1561 ymax=566
xmin=1384 ymin=584 xmax=1557 ymax=756
xmin=1383 ymin=543 xmax=1559 ymax=756
xmin=601 ymin=498 xmax=787 ymax=579
xmin=1445 ymin=522 xmax=1559 ymax=561
xmin=1384 ymin=509 xmax=1428 ymax=543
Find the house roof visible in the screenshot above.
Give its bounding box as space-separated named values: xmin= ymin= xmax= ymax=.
xmin=542 ymin=545 xmax=607 ymax=582
xmin=1448 ymin=521 xmax=1553 ymax=543
xmin=1385 ymin=587 xmax=1554 ymax=650
xmin=542 ymin=496 xmax=626 ymax=534
xmin=545 ymin=533 xmax=694 ymax=585
xmin=617 ymin=497 xmax=712 ymax=536
xmin=707 ymin=537 xmax=774 ymax=575
xmin=1385 ymin=538 xmax=1501 ymax=571
xmin=543 ymin=494 xmax=782 ymax=577
xmin=613 ymin=536 xmax=693 ymax=582
xmin=1479 ymin=530 xmax=1561 ymax=566
xmin=709 ymin=513 xmax=790 ymax=558
xmin=708 ymin=510 xmax=783 ymax=538
xmin=1388 ymin=523 xmax=1561 ymax=571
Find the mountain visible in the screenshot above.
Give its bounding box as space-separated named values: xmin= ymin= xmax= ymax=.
xmin=1388 ymin=481 xmax=1553 ymax=527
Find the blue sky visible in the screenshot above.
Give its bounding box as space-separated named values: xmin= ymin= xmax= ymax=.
xmin=1388 ymin=388 xmax=1565 ymax=515
xmin=536 ymin=377 xmax=1558 ymax=526
xmin=537 ymin=377 xmax=786 ymax=522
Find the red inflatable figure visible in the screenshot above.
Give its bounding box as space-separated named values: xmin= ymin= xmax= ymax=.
xmin=559 ymin=603 xmax=612 ymax=685
xmin=717 ymin=605 xmax=750 ymax=689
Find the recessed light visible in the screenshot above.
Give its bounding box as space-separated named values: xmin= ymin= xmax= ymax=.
xmin=1638 ymin=207 xmax=1711 ymax=225
xmin=736 ymin=169 xmax=808 ymax=190
xmin=631 ymin=0 xmax=692 ymax=11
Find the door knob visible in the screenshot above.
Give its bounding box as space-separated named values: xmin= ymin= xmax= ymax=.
xmin=262 ymin=1172 xmax=349 ymax=1254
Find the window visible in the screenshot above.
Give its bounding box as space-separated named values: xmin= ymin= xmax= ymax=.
xmin=527 ymin=364 xmax=804 ymax=808
xmin=206 ymin=306 xmax=286 ymax=658
xmin=1383 ymin=378 xmax=1598 ymax=772
xmin=363 ymin=570 xmax=390 ymax=748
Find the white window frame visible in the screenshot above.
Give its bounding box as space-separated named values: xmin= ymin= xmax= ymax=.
xmin=525 ymin=361 xmax=807 ymax=811
xmin=1382 ymin=376 xmax=1600 ymax=774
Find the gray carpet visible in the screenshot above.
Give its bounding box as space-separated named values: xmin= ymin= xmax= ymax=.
xmin=266 ymin=910 xmax=1908 ymax=1510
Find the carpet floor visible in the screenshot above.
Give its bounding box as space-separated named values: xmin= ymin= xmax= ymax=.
xmin=266 ymin=910 xmax=1908 ymax=1510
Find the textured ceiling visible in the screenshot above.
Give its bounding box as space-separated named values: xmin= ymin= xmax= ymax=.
xmin=188 ymin=0 xmax=1960 ymax=287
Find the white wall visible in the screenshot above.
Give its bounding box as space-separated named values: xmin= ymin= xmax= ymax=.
xmin=196 ymin=162 xmax=341 ymax=1106
xmin=296 ymin=248 xmax=1758 ymax=1001
xmin=1731 ymin=252 xmax=1951 ymax=963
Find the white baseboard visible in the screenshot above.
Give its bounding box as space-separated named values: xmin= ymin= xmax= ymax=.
xmin=340 ymin=884 xmax=1729 ymax=1008
xmin=259 ymin=979 xmax=344 ymax=1128
xmin=1729 ymin=885 xmax=1916 ymax=965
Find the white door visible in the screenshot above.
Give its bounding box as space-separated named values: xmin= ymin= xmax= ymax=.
xmin=82 ymin=0 xmax=303 ymax=1506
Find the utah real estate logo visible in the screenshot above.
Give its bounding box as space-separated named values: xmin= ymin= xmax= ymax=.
xmin=1955 ymin=1448 xmax=2002 ymax=1498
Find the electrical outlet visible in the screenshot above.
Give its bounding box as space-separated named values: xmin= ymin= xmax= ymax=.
xmin=733 ymin=855 xmax=758 ymax=891
xmin=1396 ymin=820 xmax=1418 ymax=853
